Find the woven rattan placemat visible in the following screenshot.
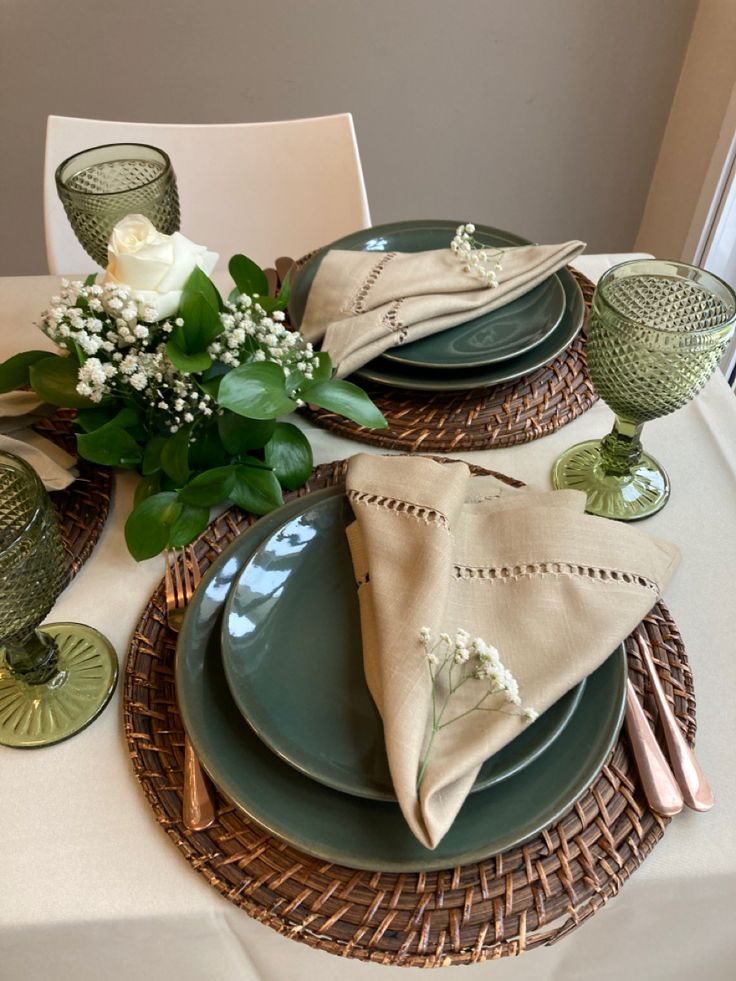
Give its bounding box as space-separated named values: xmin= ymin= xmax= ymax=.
xmin=34 ymin=410 xmax=112 ymax=585
xmin=301 ymin=269 xmax=597 ymax=452
xmin=124 ymin=460 xmax=696 ymax=967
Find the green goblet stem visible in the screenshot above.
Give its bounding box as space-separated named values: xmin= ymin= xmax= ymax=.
xmin=2 ymin=629 xmax=59 ymax=685
xmin=598 ymin=417 xmax=645 ymax=478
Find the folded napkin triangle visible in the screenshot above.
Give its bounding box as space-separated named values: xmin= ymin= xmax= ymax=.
xmin=345 ymin=454 xmax=679 ymax=848
xmin=0 ymin=392 xmax=77 ymax=491
xmin=301 ymin=240 xmax=585 ymax=376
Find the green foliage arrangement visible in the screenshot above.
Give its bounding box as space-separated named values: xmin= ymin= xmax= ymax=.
xmin=0 ymin=237 xmax=385 ymax=560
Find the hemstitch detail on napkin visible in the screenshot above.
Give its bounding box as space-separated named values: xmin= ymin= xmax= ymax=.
xmin=454 ymin=562 xmax=660 ymax=594
xmin=347 ymin=489 xmax=450 ymax=531
xmin=349 ymin=252 xmax=398 ymax=315
xmin=384 ymin=299 xmax=408 ymax=343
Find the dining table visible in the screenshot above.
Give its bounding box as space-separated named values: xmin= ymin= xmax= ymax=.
xmin=1 ymin=253 xmax=735 ymax=981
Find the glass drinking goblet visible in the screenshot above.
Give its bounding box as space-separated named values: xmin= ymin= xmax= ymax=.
xmin=55 ymin=142 xmax=180 ymax=268
xmin=552 ymin=259 xmax=736 ymax=519
xmin=0 ymin=452 xmax=117 ymax=748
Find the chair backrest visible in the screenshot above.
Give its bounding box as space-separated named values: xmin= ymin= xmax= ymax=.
xmin=44 ymin=113 xmax=371 ymax=275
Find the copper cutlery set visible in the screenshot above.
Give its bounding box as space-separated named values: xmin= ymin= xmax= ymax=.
xmin=624 ymin=627 xmax=714 ymax=816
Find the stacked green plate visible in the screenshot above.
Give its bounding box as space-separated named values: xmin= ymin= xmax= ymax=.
xmin=176 ymin=488 xmax=627 ymax=872
xmin=289 ymin=220 xmax=585 ymax=392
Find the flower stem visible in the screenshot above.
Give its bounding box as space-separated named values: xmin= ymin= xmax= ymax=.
xmin=416 ymin=726 xmax=438 ymax=791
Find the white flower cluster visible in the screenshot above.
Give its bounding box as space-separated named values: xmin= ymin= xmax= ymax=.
xmin=38 ymin=279 xmax=319 ymax=433
xmin=416 ymin=626 xmax=538 ymax=789
xmin=419 ymin=626 xmax=538 ymax=722
xmin=207 ymin=294 xmax=319 ymax=380
xmin=450 ymin=223 xmax=504 ymax=288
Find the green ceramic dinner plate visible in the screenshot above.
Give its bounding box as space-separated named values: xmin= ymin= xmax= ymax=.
xmin=385 ymin=273 xmax=565 ymax=369
xmin=221 ymin=488 xmax=583 ymax=801
xmin=289 ymin=220 xmax=566 ymax=370
xmin=177 ymin=489 xmax=627 ymax=872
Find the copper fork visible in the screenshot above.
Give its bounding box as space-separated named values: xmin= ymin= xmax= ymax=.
xmin=164 ymin=547 xmax=216 ymax=831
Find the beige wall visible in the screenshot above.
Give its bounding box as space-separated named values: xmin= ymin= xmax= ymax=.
xmin=636 ymin=0 xmax=736 ymax=261
xmin=0 ymin=0 xmax=697 ymax=276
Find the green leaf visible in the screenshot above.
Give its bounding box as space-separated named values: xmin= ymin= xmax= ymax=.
xmin=165 ymin=339 xmax=213 ymax=374
xmin=75 ymin=404 xmax=140 ymax=435
xmin=141 ymin=435 xmax=167 ymax=475
xmin=76 ymin=422 xmax=142 ymax=468
xmin=173 ymin=298 xmax=221 ymax=352
xmin=188 ymin=423 xmax=229 ymax=471
xmin=264 ymin=422 xmax=313 ymax=490
xmin=172 ymin=265 xmax=223 ymax=353
xmin=74 ymin=407 xmax=118 ymax=433
xmin=133 ymin=472 xmax=161 ymax=507
xmin=285 ymin=350 xmax=332 ymax=396
xmin=108 ymin=406 xmax=140 ymax=429
xmin=84 ymin=273 xmax=98 ymax=287
xmin=253 ymin=295 xmax=279 ymax=314
xmin=228 ymin=254 xmax=269 ymax=298
xmin=276 ymin=269 xmax=291 ymax=309
xmin=28 ymin=355 xmax=95 ymax=408
xmin=217 ymin=411 xmax=276 ymax=453
xmin=0 ymin=351 xmax=55 ymax=394
xmin=301 ymin=378 xmax=387 ymax=429
xmin=124 ymin=492 xmax=181 ymax=561
xmin=237 ymin=453 xmax=275 ymax=470
xmin=230 ymin=463 xmax=284 ymax=515
xmin=169 ymin=503 xmax=211 ymax=547
xmin=69 ymin=339 xmax=87 ymax=366
xmin=198 ymin=375 xmax=222 ymax=400
xmin=160 ymin=426 xmax=191 ymax=485
xmin=217 ymin=362 xmax=296 ymax=420
xmin=178 ymin=465 xmax=236 ymax=507
xmin=182 ymin=264 xmax=223 ymax=311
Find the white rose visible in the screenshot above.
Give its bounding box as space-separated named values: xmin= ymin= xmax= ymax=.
xmin=101 ymin=215 xmax=219 ymax=321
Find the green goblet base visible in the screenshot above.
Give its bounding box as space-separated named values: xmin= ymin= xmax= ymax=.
xmin=0 ymin=623 xmax=118 ymax=748
xmin=552 ymin=439 xmax=670 ymax=521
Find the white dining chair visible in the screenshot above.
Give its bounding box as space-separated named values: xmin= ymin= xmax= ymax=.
xmin=44 ymin=113 xmax=372 ymax=275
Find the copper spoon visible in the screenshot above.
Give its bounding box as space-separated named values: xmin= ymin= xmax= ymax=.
xmin=625 ymin=679 xmax=684 ymax=817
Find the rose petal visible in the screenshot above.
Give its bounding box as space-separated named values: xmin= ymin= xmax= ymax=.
xmin=105 ymin=251 xmax=173 ymax=291
xmin=109 ymin=215 xmax=167 ymax=254
xmin=132 ymin=288 xmax=183 ymax=322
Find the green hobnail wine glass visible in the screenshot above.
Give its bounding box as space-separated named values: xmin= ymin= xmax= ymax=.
xmin=0 ymin=452 xmax=118 ymax=748
xmin=552 ymin=259 xmax=736 ymax=520
xmin=55 ymin=142 xmax=180 ymax=268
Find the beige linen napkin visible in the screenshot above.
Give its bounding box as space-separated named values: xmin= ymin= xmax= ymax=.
xmin=345 ymin=454 xmax=679 ymax=848
xmin=0 ymin=392 xmax=77 ymax=490
xmin=300 ymin=241 xmax=585 ymax=377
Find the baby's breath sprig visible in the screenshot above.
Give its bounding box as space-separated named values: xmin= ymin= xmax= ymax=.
xmin=416 ymin=627 xmax=538 ymax=791
xmin=38 ymin=281 xmax=320 ymax=434
xmin=450 ymin=222 xmax=505 ymax=288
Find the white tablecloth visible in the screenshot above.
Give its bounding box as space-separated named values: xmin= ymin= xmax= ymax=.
xmin=2 ymin=258 xmax=735 ymax=981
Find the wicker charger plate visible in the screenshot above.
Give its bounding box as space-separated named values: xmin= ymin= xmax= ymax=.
xmin=124 ymin=459 xmax=696 ymax=967
xmin=34 ymin=409 xmax=112 ymax=585
xmin=301 ymin=269 xmax=598 ymax=452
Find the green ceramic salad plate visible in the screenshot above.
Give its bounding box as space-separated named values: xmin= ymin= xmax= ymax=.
xmin=176 ymin=488 xmax=627 ymax=872
xmin=221 ymin=488 xmax=584 ymax=801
